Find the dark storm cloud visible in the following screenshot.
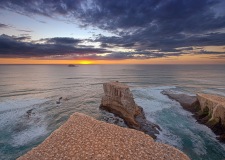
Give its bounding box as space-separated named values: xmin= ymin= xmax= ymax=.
xmin=0 ymin=34 xmax=186 ymax=60
xmin=13 ymin=35 xmax=31 ymax=41
xmin=197 ymin=50 xmax=225 ymax=55
xmin=1 ymin=0 xmax=225 ymax=59
xmin=0 ymin=34 xmax=107 ymax=58
xmin=44 ymin=37 xmax=82 ymax=45
xmin=95 ymin=32 xmax=225 ymax=53
xmin=1 ymin=0 xmax=224 ymax=32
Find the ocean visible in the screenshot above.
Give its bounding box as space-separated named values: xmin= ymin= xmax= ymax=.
xmin=0 ymin=64 xmax=225 ymax=160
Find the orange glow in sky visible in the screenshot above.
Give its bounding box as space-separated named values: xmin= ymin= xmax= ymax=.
xmin=0 ymin=54 xmax=225 ymax=65
xmin=79 ymin=60 xmax=92 ymax=65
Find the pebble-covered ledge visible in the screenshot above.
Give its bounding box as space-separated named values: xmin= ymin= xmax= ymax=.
xmin=18 ymin=113 xmax=189 ymax=160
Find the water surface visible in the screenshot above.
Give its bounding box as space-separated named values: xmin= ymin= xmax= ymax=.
xmin=0 ymin=64 xmax=225 ymax=160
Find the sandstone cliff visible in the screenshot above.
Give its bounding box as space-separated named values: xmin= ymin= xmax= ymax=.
xmin=163 ymin=91 xmax=225 ymax=142
xmin=18 ymin=113 xmax=190 ymax=160
xmin=196 ymin=94 xmax=225 ymax=141
xmin=100 ymin=81 xmax=160 ymax=138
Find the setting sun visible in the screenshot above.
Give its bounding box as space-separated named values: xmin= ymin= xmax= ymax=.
xmin=79 ymin=60 xmax=92 ymax=65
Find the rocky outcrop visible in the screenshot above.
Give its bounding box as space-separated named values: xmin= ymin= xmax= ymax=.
xmin=196 ymin=94 xmax=225 ymax=141
xmin=162 ymin=91 xmax=199 ymax=112
xmin=18 ymin=113 xmax=190 ymax=160
xmin=163 ymin=91 xmax=225 ymax=142
xmin=100 ymin=81 xmax=160 ymax=138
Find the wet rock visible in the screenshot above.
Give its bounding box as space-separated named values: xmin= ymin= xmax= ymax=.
xmin=56 ymin=97 xmax=63 ymax=104
xmin=26 ymin=109 xmax=34 ymax=118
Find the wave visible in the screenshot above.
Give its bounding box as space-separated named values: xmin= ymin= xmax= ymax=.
xmin=0 ymin=98 xmax=50 ymax=148
xmin=132 ymin=86 xmax=225 ymax=159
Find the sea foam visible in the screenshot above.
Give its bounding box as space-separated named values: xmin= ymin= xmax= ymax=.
xmin=132 ymin=86 xmax=225 ymax=159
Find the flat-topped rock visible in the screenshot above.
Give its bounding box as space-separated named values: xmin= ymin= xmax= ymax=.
xmin=197 ymin=93 xmax=225 ymax=105
xmin=197 ymin=94 xmax=225 ymax=138
xmin=100 ymin=81 xmax=160 ymax=138
xmin=18 ymin=113 xmax=189 ymax=160
xmin=197 ymin=94 xmax=225 ymax=125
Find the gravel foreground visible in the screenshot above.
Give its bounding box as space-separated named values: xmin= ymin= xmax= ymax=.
xmin=18 ymin=113 xmax=190 ymax=160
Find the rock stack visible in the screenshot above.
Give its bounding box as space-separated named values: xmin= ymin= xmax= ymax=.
xmin=100 ymin=81 xmax=160 ymax=138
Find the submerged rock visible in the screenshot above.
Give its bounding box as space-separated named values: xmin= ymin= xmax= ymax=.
xmin=100 ymin=81 xmax=160 ymax=138
xmin=100 ymin=110 xmax=128 ymax=128
xmin=18 ymin=113 xmax=190 ymax=160
xmin=163 ymin=91 xmax=225 ymax=142
xmin=26 ymin=109 xmax=34 ymax=118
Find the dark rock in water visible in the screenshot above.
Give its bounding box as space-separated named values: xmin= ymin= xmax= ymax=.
xmin=56 ymin=97 xmax=63 ymax=104
xmin=100 ymin=110 xmax=127 ymax=128
xmin=100 ymin=81 xmax=160 ymax=139
xmin=26 ymin=109 xmax=34 ymax=118
xmin=163 ymin=90 xmax=225 ymax=143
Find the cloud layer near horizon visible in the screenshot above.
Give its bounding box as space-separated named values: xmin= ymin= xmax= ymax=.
xmin=0 ymin=0 xmax=225 ymax=60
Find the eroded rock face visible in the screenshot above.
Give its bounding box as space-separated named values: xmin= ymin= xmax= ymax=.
xmin=18 ymin=113 xmax=190 ymax=160
xmin=197 ymin=94 xmax=225 ymax=141
xmin=100 ymin=81 xmax=160 ymax=138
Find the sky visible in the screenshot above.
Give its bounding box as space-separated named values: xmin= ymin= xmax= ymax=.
xmin=0 ymin=0 xmax=225 ymax=64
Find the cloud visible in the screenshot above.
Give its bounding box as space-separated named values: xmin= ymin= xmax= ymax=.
xmin=0 ymin=34 xmax=224 ymax=60
xmin=0 ymin=34 xmax=185 ymax=60
xmin=44 ymin=37 xmax=82 ymax=45
xmin=1 ymin=0 xmax=224 ymax=32
xmin=0 ymin=23 xmax=10 ymax=28
xmin=0 ymin=34 xmax=108 ymax=59
xmin=0 ymin=0 xmax=225 ymax=60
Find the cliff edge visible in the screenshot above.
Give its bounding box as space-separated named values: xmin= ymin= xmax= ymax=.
xmin=18 ymin=113 xmax=189 ymax=160
xmin=100 ymin=81 xmax=160 ymax=138
xmin=197 ymin=94 xmax=225 ymax=141
xmin=163 ymin=91 xmax=225 ymax=142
